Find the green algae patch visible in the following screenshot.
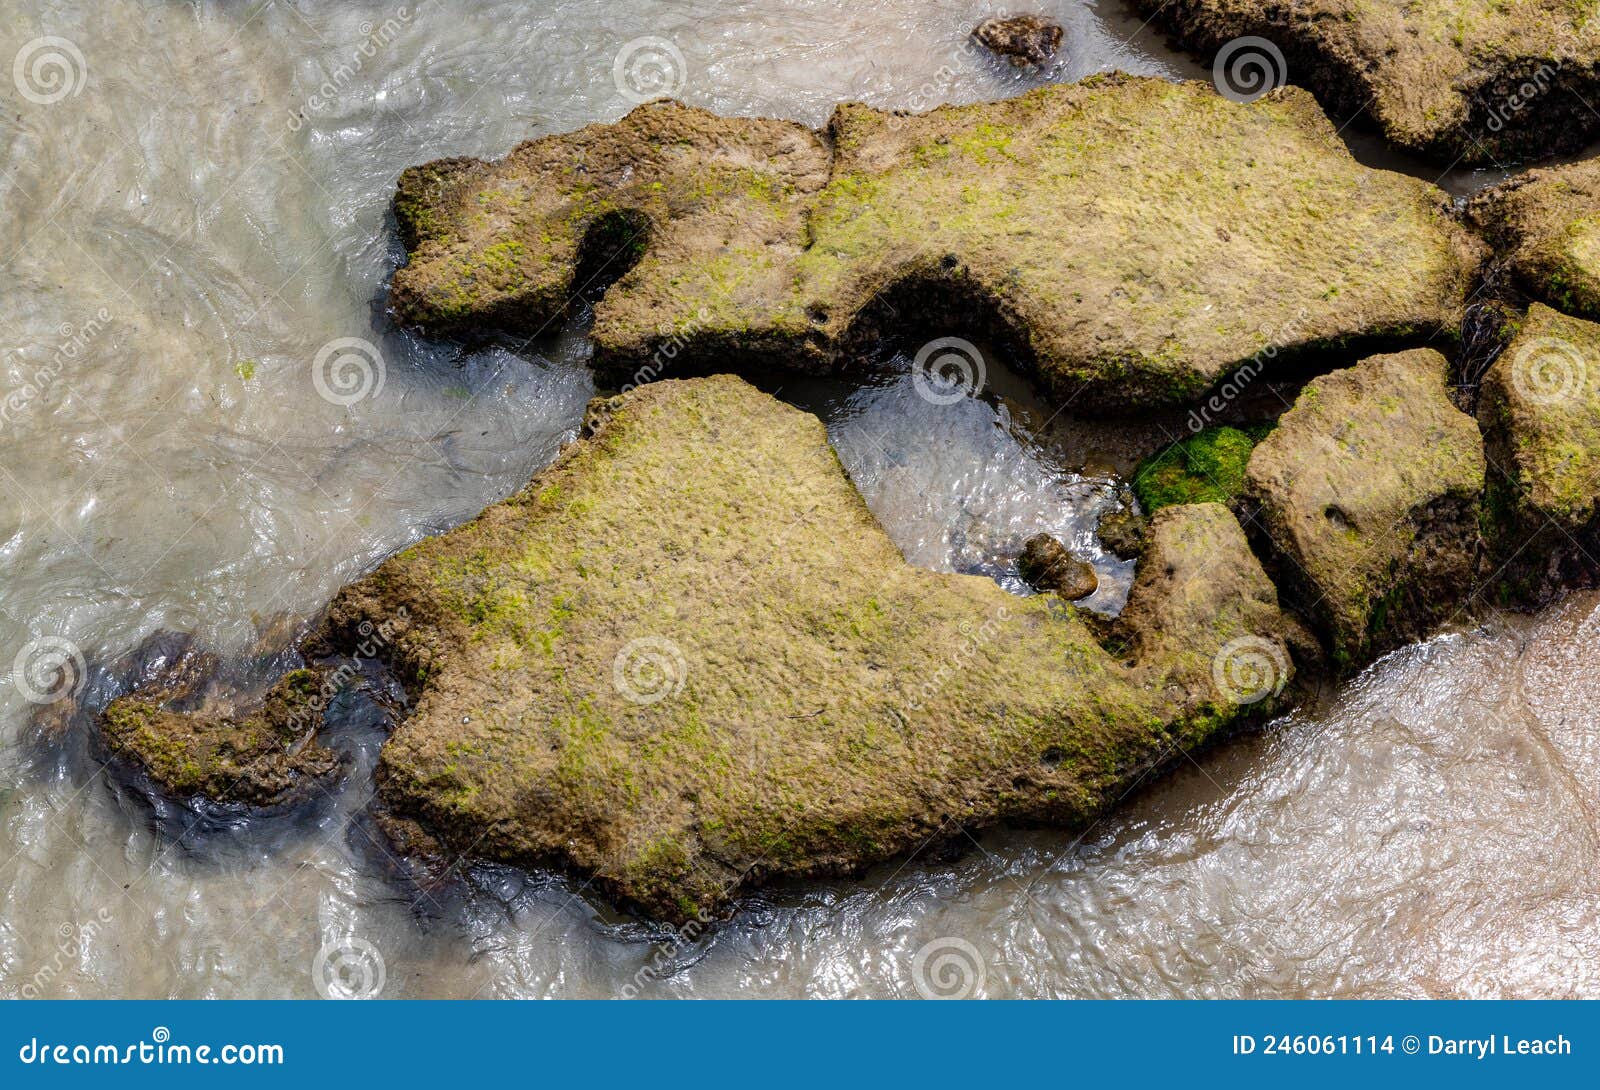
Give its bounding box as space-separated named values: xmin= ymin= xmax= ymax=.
xmin=1472 ymin=158 xmax=1600 ymax=321
xmin=1138 ymin=0 xmax=1600 ymax=163
xmin=282 ymin=376 xmax=1304 ymax=922
xmin=1132 ymin=425 xmax=1265 ymax=513
xmin=1245 ymin=349 xmax=1485 ymax=666
xmin=388 ymin=78 xmax=1478 ymax=411
xmin=100 ymin=667 xmax=342 ymax=807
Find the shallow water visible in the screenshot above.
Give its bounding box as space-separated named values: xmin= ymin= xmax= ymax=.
xmin=0 ymin=0 xmax=1595 ymax=999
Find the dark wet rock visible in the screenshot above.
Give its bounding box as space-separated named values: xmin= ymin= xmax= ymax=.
xmin=971 ymin=14 xmax=1064 ymax=66
xmin=1097 ymin=510 xmax=1148 ymax=559
xmin=388 ymin=77 xmax=1479 ymax=411
xmin=106 ymin=377 xmax=1302 ymax=923
xmin=1138 ymin=0 xmax=1600 ymax=163
xmin=101 ymin=666 xmax=342 ymax=808
xmin=1245 ymin=349 xmax=1485 ymax=668
xmin=1017 ymin=532 xmax=1098 ymax=600
xmin=1478 ymin=303 xmax=1600 ymax=600
xmin=1470 ymin=158 xmax=1600 ymax=320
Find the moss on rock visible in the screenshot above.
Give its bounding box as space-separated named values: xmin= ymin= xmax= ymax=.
xmin=389 ymin=78 xmax=1478 ymax=410
xmin=1132 ymin=425 xmax=1266 ymax=513
xmin=1471 ymin=157 xmax=1600 ymax=320
xmin=1139 ymin=0 xmax=1600 ymax=163
xmin=132 ymin=377 xmax=1293 ymax=922
xmin=1477 ymin=303 xmax=1600 ymax=597
xmin=1245 ymin=349 xmax=1485 ymax=667
xmin=100 ymin=667 xmax=342 ymax=807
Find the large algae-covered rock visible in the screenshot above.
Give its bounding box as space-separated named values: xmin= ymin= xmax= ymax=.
xmin=105 ymin=376 xmax=1294 ymax=922
xmin=1245 ymin=349 xmax=1485 ymax=666
xmin=390 ymin=77 xmax=1477 ymax=410
xmin=1139 ymin=0 xmax=1600 ymax=163
xmin=1471 ymin=157 xmax=1600 ymax=319
xmin=1478 ymin=303 xmax=1600 ymax=593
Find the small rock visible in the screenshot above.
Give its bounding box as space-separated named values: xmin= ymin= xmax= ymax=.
xmin=1097 ymin=511 xmax=1148 ymax=559
xmin=971 ymin=15 xmax=1064 ymax=67
xmin=1018 ymin=533 xmax=1098 ymax=600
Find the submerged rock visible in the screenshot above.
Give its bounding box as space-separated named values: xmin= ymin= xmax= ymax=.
xmin=1471 ymin=158 xmax=1600 ymax=320
xmin=1478 ymin=303 xmax=1600 ymax=597
xmin=389 ymin=77 xmax=1478 ymax=410
xmin=1017 ymin=533 xmax=1097 ymax=600
xmin=971 ymin=14 xmax=1064 ymax=66
xmin=101 ymin=667 xmax=342 ymax=807
xmin=104 ymin=377 xmax=1302 ymax=922
xmin=1245 ymin=349 xmax=1485 ymax=667
xmin=1096 ymin=510 xmax=1148 ymax=560
xmin=1139 ymin=0 xmax=1600 ymax=163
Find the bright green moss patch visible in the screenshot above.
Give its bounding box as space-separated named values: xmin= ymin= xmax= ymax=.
xmin=1132 ymin=426 xmax=1262 ymax=513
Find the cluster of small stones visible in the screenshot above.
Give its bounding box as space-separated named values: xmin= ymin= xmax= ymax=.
xmin=94 ymin=66 xmax=1600 ymax=922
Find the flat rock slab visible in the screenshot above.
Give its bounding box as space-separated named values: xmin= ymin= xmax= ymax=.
xmin=1139 ymin=0 xmax=1600 ymax=163
xmin=1472 ymin=157 xmax=1600 ymax=320
xmin=390 ymin=76 xmax=1478 ymax=411
xmin=105 ymin=377 xmax=1302 ymax=922
xmin=1246 ymin=349 xmax=1485 ymax=666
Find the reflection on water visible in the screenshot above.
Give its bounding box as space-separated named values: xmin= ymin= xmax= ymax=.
xmin=0 ymin=0 xmax=1595 ymax=998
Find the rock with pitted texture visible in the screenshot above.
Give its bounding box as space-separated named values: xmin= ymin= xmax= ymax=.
xmin=1138 ymin=0 xmax=1600 ymax=163
xmin=388 ymin=76 xmax=1479 ymax=411
xmin=1244 ymin=349 xmax=1485 ymax=667
xmin=971 ymin=14 xmax=1064 ymax=66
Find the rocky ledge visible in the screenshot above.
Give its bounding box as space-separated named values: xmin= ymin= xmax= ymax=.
xmin=1471 ymin=157 xmax=1600 ymax=319
xmin=103 ymin=376 xmax=1305 ymax=922
xmin=388 ymin=76 xmax=1477 ymax=410
xmin=1138 ymin=0 xmax=1600 ymax=164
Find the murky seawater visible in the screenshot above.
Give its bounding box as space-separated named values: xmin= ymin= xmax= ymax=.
xmin=1 ymin=0 xmax=1594 ymax=998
